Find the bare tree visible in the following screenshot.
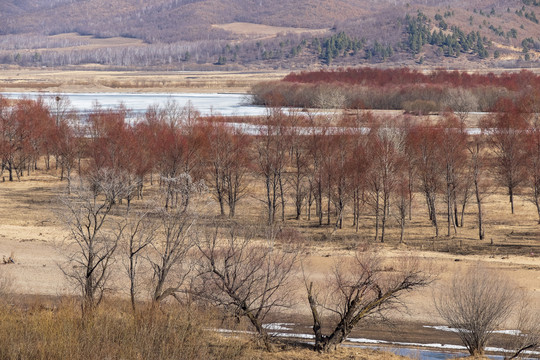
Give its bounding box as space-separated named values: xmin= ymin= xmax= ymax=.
xmin=468 ymin=135 xmax=490 ymax=240
xmin=367 ymin=120 xmax=405 ymax=242
xmin=204 ymin=121 xmax=251 ymax=217
xmin=305 ymin=245 xmax=432 ymax=352
xmin=503 ymin=297 xmax=540 ymax=359
xmin=120 ymin=206 xmax=157 ymax=312
xmin=408 ymin=123 xmax=444 ymax=237
xmin=443 ymin=88 xmax=478 ymax=124
xmin=147 ymin=206 xmax=196 ymax=304
xmin=60 ymin=170 xmax=134 ymax=315
xmin=393 ymin=176 xmax=409 ymax=244
xmin=145 ymin=167 xmax=206 ymax=304
xmin=161 ymin=172 xmax=207 ymax=211
xmin=256 ymin=109 xmax=288 ymax=225
xmin=195 ymin=223 xmax=298 ymax=351
xmin=482 ymin=102 xmax=528 ymax=214
xmin=524 ymin=120 xmax=540 ymax=224
xmin=440 ymin=115 xmax=467 ymax=237
xmin=434 ymin=264 xmax=517 ymax=357
xmin=286 ymin=117 xmax=309 ymax=221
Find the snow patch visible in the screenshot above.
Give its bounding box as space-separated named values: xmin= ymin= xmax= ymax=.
xmin=262 ymin=323 xmax=294 ymax=331
xmin=424 ymin=325 xmax=522 ymax=336
xmin=269 ymin=332 xmax=315 ymax=339
xmin=211 ymin=328 xmax=540 ymax=357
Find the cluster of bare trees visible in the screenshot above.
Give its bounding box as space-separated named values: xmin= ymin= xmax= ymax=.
xmin=2 ymin=95 xmax=540 ymax=355
xmin=58 ymin=162 xmax=300 ymax=346
xmin=50 ymin=170 xmax=540 ymax=356
xmin=63 ymin=176 xmax=538 ymax=357
xmin=0 ymin=97 xmax=56 ymax=181
xmin=0 ymin=40 xmax=226 ymax=68
xmin=252 ymin=107 xmax=540 ymax=243
xmin=59 ymin=172 xmax=432 ymax=352
xmin=5 ymin=94 xmax=540 ymax=245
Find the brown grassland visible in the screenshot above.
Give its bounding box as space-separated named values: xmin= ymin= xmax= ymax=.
xmin=211 ymin=22 xmax=329 ymax=40
xmin=0 ymin=68 xmax=288 ymax=94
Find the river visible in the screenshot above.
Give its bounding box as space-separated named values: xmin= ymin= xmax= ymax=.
xmin=0 ymin=92 xmax=268 ymax=116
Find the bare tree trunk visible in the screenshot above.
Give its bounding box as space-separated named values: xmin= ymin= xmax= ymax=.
xmin=380 ymin=193 xmax=388 ymax=243
xmin=509 ymin=188 xmax=515 ymax=215
xmin=374 ymin=189 xmax=380 ymax=242
xmin=460 ymin=201 xmax=466 ymax=227
xmin=475 ymin=178 xmax=484 ymax=240
xmin=215 ymin=170 xmax=225 ymax=216
xmin=316 ymin=195 xmax=322 ymax=225
xmin=400 ymin=213 xmax=405 ymax=243
xmin=307 ymin=182 xmax=313 ymax=221
xmin=430 ymin=195 xmax=439 ymax=237
xmin=408 ymin=167 xmax=414 ymax=221
xmin=266 ymin=176 xmax=274 ymax=225
xmin=279 ymin=174 xmax=285 ymax=222
xmin=536 ymin=200 xmax=540 ymax=225
xmin=447 ymin=183 xmax=452 ymax=237
xmin=352 ymin=189 xmax=357 ymax=227
xmin=426 ymin=193 xmax=432 ymax=221
xmin=327 ymin=184 xmax=331 ymax=226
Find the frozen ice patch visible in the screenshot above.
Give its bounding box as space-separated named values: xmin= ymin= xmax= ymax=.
xmin=263 ymin=323 xmax=294 ymax=331
xmin=424 ymin=325 xmax=522 ymax=336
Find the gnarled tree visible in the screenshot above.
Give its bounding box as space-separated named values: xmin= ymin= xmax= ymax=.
xmin=195 ymin=224 xmax=298 ymax=351
xmin=305 ymin=245 xmax=432 ymax=352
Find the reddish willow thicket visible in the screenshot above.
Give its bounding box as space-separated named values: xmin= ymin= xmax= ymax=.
xmin=282 ymin=68 xmax=540 ymax=89
xmin=2 ymin=95 xmax=540 ymax=243
xmin=252 ymin=68 xmax=540 ymax=112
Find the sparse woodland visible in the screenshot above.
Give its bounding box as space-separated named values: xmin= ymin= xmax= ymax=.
xmin=1 ymin=68 xmax=540 ymax=357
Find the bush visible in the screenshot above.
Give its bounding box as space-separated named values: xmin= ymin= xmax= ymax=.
xmin=402 ymin=99 xmax=439 ymax=115
xmin=434 ymin=264 xmax=517 ymax=356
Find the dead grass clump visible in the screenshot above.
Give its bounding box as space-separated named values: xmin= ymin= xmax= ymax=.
xmin=0 ymin=297 xmax=409 ymax=360
xmin=242 ymin=344 xmax=410 ymax=360
xmin=0 ymin=268 xmax=12 ymax=302
xmin=276 ymin=227 xmax=307 ymax=247
xmin=0 ymin=300 xmax=247 ymax=360
xmin=0 ymin=82 xmax=62 ymax=89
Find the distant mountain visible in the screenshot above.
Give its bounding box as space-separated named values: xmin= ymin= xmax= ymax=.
xmin=0 ymin=0 xmax=538 ymax=69
xmin=0 ymin=0 xmax=371 ymax=41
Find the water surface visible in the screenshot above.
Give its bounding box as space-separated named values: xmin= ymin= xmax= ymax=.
xmin=1 ymin=92 xmax=266 ymax=116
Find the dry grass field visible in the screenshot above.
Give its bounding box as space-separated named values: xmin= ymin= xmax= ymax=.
xmin=0 ymin=68 xmax=288 ymax=94
xmin=211 ymin=22 xmax=329 ymax=41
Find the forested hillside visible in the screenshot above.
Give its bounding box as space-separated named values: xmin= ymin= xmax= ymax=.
xmin=0 ymin=0 xmax=539 ymax=69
